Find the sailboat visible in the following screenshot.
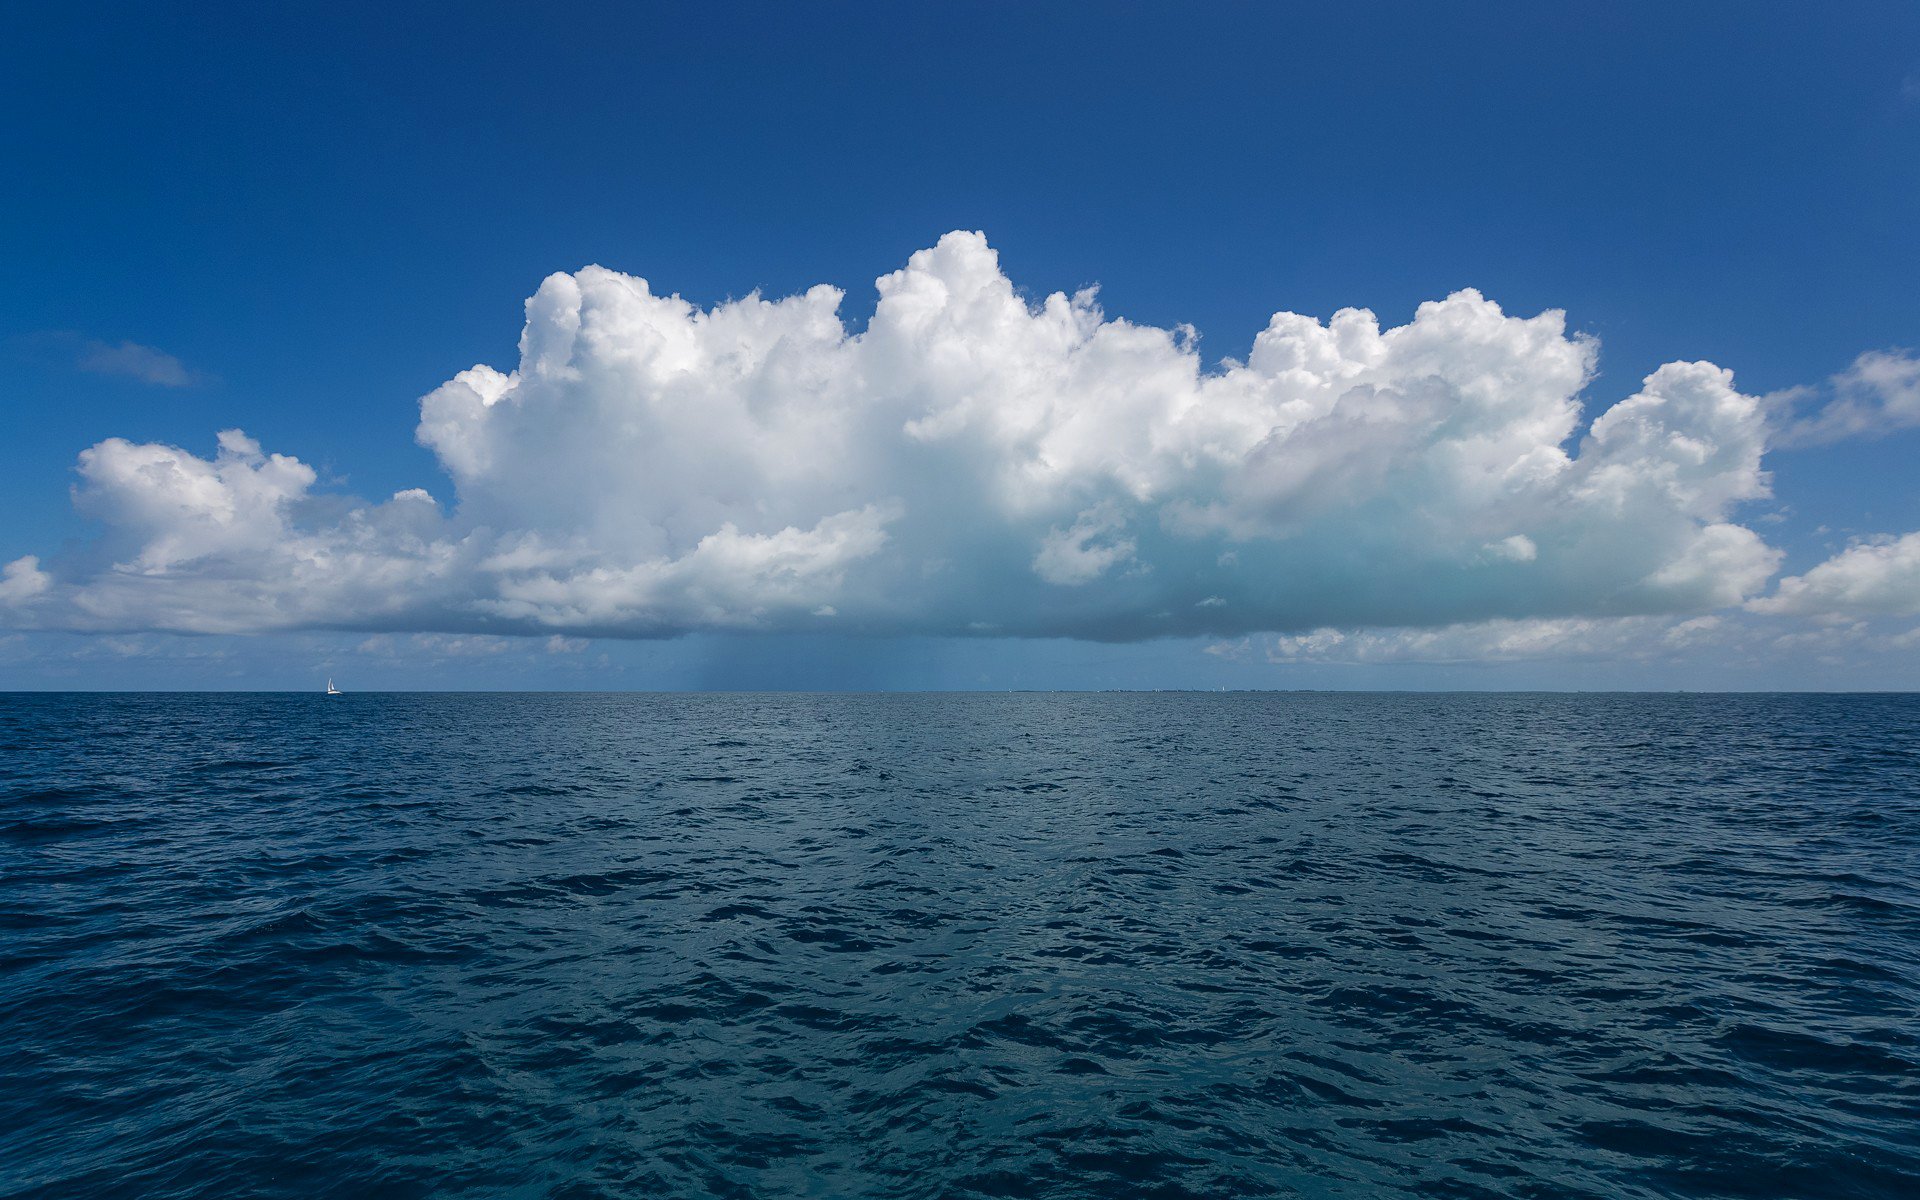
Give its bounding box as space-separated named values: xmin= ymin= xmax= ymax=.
xmin=325 ymin=677 xmax=342 ymax=695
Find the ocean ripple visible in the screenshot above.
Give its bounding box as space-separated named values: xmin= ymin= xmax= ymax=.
xmin=2 ymin=692 xmax=1918 ymax=1198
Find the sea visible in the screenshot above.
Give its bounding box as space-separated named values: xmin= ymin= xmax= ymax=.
xmin=2 ymin=692 xmax=1916 ymax=1199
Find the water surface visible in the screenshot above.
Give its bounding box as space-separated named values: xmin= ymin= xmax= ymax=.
xmin=3 ymin=692 xmax=1917 ymax=1198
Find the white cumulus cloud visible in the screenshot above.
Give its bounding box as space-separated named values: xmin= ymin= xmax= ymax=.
xmin=0 ymin=557 xmax=52 ymax=604
xmin=1751 ymin=533 xmax=1920 ymax=618
xmin=3 ymin=232 xmax=1790 ymax=643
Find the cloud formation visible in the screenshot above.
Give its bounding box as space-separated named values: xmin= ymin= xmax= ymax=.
xmin=1206 ymin=613 xmax=1734 ymax=667
xmin=3 ymin=232 xmax=1796 ymax=642
xmin=76 ymin=338 xmax=202 ymax=388
xmin=1751 ymin=533 xmax=1920 ymax=618
xmin=1768 ymin=349 xmax=1920 ymax=447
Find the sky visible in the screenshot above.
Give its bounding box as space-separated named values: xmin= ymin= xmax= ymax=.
xmin=3 ymin=1 xmax=1919 ymax=690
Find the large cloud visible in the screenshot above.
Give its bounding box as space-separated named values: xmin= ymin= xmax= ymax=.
xmin=3 ymin=232 xmax=1784 ymax=640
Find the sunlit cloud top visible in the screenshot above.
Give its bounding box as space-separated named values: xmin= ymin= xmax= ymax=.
xmin=0 ymin=233 xmax=1908 ymax=644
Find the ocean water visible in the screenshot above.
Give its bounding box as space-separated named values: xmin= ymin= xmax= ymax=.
xmin=2 ymin=693 xmax=1917 ymax=1199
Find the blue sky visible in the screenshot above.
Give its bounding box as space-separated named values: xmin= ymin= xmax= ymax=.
xmin=4 ymin=3 xmax=1919 ymax=689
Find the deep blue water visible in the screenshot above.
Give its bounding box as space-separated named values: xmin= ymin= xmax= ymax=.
xmin=2 ymin=693 xmax=1918 ymax=1199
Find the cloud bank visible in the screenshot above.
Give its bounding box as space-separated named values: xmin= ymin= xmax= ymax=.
xmin=8 ymin=230 xmax=1897 ymax=646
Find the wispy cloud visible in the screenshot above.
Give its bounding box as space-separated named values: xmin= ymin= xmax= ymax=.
xmin=1767 ymin=349 xmax=1920 ymax=447
xmin=15 ymin=330 xmax=210 ymax=388
xmin=75 ymin=338 xmax=202 ymax=388
xmin=1206 ymin=614 xmax=1734 ymax=667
